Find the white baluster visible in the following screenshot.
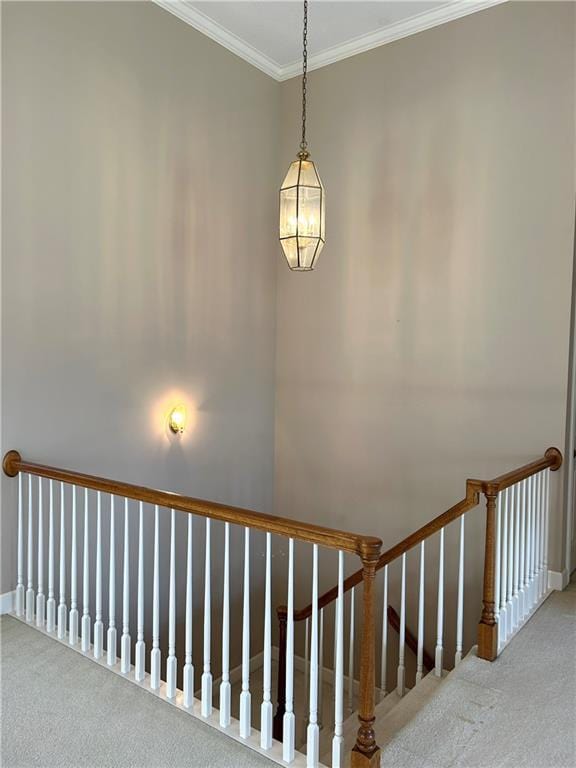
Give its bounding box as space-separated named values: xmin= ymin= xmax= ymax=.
xmin=46 ymin=480 xmax=56 ymax=632
xmin=519 ymin=480 xmax=527 ymax=619
xmin=506 ymin=484 xmax=514 ymax=637
xmin=135 ymin=502 xmax=145 ymax=681
xmin=69 ymin=486 xmax=79 ymax=645
xmin=15 ymin=473 xmax=25 ymax=616
xmin=512 ymin=482 xmax=521 ymax=628
xmin=304 ymin=617 xmax=309 ymax=708
xmin=318 ymin=607 xmax=324 ymax=729
xmin=81 ymin=488 xmax=91 ymax=651
xmin=348 ymin=587 xmax=355 ymax=712
xmin=332 ymin=551 xmax=344 ymax=768
xmin=150 ymin=505 xmax=160 ymax=688
xmin=201 ymin=518 xmax=212 ymax=717
xmin=529 ymin=475 xmax=536 ymax=607
xmin=500 ymin=488 xmax=509 ymax=643
xmin=260 ymin=532 xmax=273 ymax=749
xmin=283 ymin=538 xmax=296 ymax=764
xmin=94 ymin=492 xmax=104 ymax=659
xmin=36 ymin=477 xmax=45 ymax=626
xmin=455 ymin=516 xmax=465 ymax=665
xmin=183 ymin=515 xmax=194 ymax=707
xmin=416 ymin=542 xmax=425 ymax=682
xmin=26 ymin=474 xmax=34 ymax=622
xmin=494 ymin=493 xmax=502 ymax=644
xmin=57 ymin=482 xmax=66 ymax=638
xmin=220 ymin=522 xmax=230 ymax=726
xmin=435 ymin=528 xmax=444 ymax=677
xmin=240 ymin=527 xmax=251 ymax=738
xmin=380 ymin=564 xmax=388 ymax=694
xmin=538 ymin=472 xmax=545 ymax=597
xmin=543 ymin=469 xmax=550 ymax=593
xmin=397 ymin=553 xmax=406 ymax=696
xmin=107 ymin=495 xmax=116 ymax=665
xmin=307 ymin=544 xmax=319 ymax=768
xmin=166 ymin=509 xmax=176 ymax=696
xmin=121 ymin=498 xmax=131 ymax=674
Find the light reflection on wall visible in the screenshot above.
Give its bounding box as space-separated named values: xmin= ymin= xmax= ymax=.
xmin=152 ymin=390 xmax=197 ymax=442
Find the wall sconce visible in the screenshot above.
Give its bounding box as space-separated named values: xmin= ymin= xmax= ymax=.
xmin=168 ymin=405 xmax=186 ymax=435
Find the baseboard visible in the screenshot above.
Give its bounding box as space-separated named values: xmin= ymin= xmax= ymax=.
xmin=0 ymin=591 xmax=15 ymax=615
xmin=548 ymin=569 xmax=569 ymax=591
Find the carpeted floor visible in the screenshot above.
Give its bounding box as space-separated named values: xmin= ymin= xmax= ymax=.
xmin=379 ymin=581 xmax=576 ymax=768
xmin=0 ymin=615 xmax=275 ymax=768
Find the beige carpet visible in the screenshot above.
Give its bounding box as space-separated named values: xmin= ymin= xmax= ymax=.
xmin=378 ymin=582 xmax=576 ymax=768
xmin=0 ymin=615 xmax=275 ymax=768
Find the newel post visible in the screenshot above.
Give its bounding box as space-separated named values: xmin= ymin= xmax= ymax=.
xmin=477 ymin=487 xmax=499 ymax=661
xmin=273 ymin=607 xmax=287 ymax=741
xmin=351 ymin=539 xmax=382 ymax=768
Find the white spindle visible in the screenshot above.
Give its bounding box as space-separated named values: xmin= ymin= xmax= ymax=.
xmin=81 ymin=488 xmax=91 ymax=651
xmin=46 ymin=480 xmax=56 ymax=632
xmin=121 ymin=498 xmax=131 ymax=674
xmin=544 ymin=469 xmax=550 ymax=593
xmin=283 ymin=538 xmax=295 ymax=764
xmin=506 ymin=484 xmax=514 ymax=636
xmin=494 ymin=492 xmax=502 ymax=643
xmin=16 ymin=473 xmax=24 ymax=616
xmin=220 ymin=522 xmax=230 ymax=726
xmin=36 ymin=478 xmax=45 ymax=626
xmin=500 ymin=488 xmax=509 ymax=642
xmin=332 ymin=550 xmax=344 ymax=768
xmin=240 ymin=527 xmax=251 ymax=738
xmin=166 ymin=509 xmax=176 ymax=696
xmin=435 ymin=528 xmax=444 ymax=677
xmin=307 ymin=544 xmax=319 ymax=768
xmin=135 ymin=502 xmax=145 ymax=681
xmin=26 ymin=474 xmax=34 ymax=622
xmin=397 ymin=553 xmax=406 ymax=696
xmin=183 ymin=515 xmax=194 ymax=707
xmin=524 ymin=477 xmax=532 ymax=613
xmin=348 ymin=587 xmax=355 ymax=712
xmin=94 ymin=492 xmax=104 ymax=659
xmin=318 ymin=607 xmax=325 ymax=728
xmin=416 ymin=542 xmax=425 ymax=682
xmin=455 ymin=516 xmax=465 ymax=665
xmin=150 ymin=505 xmax=160 ymax=688
xmin=57 ymin=482 xmax=66 ymax=638
xmin=107 ymin=495 xmax=116 ymax=665
xmin=260 ymin=532 xmax=273 ymax=749
xmin=201 ymin=518 xmax=212 ymax=717
xmin=69 ymin=486 xmax=79 ymax=645
xmin=529 ymin=474 xmax=536 ymax=606
xmin=538 ymin=472 xmax=545 ymax=597
xmin=512 ymin=482 xmax=521 ymax=628
xmin=519 ymin=480 xmax=527 ymax=619
xmin=380 ymin=564 xmax=388 ymax=694
xmin=304 ymin=618 xmax=309 ymax=706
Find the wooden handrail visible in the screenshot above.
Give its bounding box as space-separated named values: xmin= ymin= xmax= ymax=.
xmin=281 ymin=447 xmax=563 ymax=623
xmin=2 ymin=450 xmax=381 ymax=558
xmin=386 ymin=605 xmax=434 ymax=673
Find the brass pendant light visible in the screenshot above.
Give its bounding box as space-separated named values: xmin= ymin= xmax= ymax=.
xmin=279 ymin=0 xmax=325 ymax=271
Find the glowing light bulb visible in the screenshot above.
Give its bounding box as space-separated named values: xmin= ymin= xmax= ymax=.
xmin=168 ymin=405 xmax=186 ymax=434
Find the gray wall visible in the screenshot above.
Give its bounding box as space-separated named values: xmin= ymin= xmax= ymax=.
xmin=274 ymin=0 xmax=575 ymax=660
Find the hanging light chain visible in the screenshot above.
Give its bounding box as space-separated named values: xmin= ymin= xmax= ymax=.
xmin=300 ymin=0 xmax=308 ymax=156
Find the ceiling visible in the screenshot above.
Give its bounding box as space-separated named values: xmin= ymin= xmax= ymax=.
xmin=153 ymin=0 xmax=507 ymax=81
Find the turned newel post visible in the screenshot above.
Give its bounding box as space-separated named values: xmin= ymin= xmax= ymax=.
xmin=273 ymin=607 xmax=287 ymax=741
xmin=478 ymin=486 xmax=499 ymax=661
xmin=351 ymin=539 xmax=382 ymax=768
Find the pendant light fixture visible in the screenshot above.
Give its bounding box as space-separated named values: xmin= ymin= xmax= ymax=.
xmin=279 ymin=0 xmax=325 ymax=271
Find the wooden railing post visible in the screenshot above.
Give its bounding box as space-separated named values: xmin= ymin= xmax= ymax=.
xmin=351 ymin=542 xmax=381 ymax=768
xmin=272 ymin=607 xmax=287 ymax=741
xmin=478 ymin=487 xmax=499 ymax=661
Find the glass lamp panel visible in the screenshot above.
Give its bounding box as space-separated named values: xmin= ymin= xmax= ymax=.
xmin=280 ymin=237 xmax=299 ymax=270
xmin=298 ymin=160 xmax=322 ymax=188
xmin=279 ymin=187 xmax=298 ymax=239
xmin=297 ymin=186 xmax=322 ymax=238
xmin=281 ymin=160 xmax=302 ymax=189
xmin=296 ymin=237 xmax=321 ymax=270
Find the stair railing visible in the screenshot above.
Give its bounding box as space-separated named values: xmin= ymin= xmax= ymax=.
xmin=2 ymin=449 xmax=383 ymax=768
xmin=274 ymin=447 xmax=562 ymax=752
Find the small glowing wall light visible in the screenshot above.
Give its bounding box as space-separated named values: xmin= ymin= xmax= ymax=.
xmin=168 ymin=405 xmax=186 ymax=435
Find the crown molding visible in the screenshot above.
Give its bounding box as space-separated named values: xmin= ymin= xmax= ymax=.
xmin=153 ymin=0 xmax=509 ymax=83
xmin=153 ymin=0 xmax=283 ymax=79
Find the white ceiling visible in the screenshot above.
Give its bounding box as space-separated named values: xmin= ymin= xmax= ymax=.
xmin=153 ymin=0 xmax=507 ymax=80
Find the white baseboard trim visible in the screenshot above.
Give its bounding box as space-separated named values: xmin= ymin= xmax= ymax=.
xmin=0 ymin=591 xmax=15 ymax=615
xmin=548 ymin=569 xmax=569 ymax=591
